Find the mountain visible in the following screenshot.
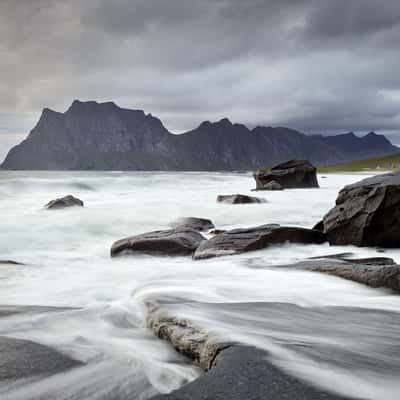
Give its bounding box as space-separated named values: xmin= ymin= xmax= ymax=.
xmin=1 ymin=100 xmax=398 ymax=170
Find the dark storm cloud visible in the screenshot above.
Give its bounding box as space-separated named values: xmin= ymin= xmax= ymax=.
xmin=1 ymin=0 xmax=400 ymax=159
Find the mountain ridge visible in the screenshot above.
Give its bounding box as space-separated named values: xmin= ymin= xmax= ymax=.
xmin=1 ymin=100 xmax=398 ymax=170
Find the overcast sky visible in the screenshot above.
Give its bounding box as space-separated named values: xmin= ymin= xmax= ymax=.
xmin=1 ymin=0 xmax=400 ymax=161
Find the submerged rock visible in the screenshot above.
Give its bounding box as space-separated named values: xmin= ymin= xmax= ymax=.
xmin=146 ymin=301 xmax=230 ymax=371
xmin=254 ymin=159 xmax=319 ymax=190
xmin=45 ymin=195 xmax=84 ymax=209
xmin=171 ymin=217 xmax=214 ymax=232
xmin=288 ymin=258 xmax=400 ymax=291
xmin=216 ymin=194 xmax=265 ymax=204
xmin=209 ymin=229 xmax=226 ymax=235
xmin=0 ymin=260 xmax=25 ymax=265
xmin=147 ymin=302 xmax=359 ymax=400
xmin=111 ymin=227 xmax=205 ymax=257
xmin=193 ymin=224 xmax=326 ymax=260
xmin=322 ymin=172 xmax=400 ymax=247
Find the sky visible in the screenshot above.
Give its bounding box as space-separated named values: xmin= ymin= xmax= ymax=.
xmin=1 ymin=0 xmax=400 ymax=161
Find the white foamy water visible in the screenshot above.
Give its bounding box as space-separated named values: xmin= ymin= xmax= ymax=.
xmin=0 ymin=171 xmax=400 ymax=400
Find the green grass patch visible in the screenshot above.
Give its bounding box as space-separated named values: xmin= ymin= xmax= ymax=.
xmin=318 ymin=153 xmax=400 ymax=173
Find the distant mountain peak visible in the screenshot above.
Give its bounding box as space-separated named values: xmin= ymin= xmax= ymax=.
xmin=216 ymin=117 xmax=233 ymax=127
xmin=1 ymin=100 xmax=398 ymax=170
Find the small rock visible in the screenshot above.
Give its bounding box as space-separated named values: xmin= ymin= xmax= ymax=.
xmin=45 ymin=195 xmax=84 ymax=210
xmin=171 ymin=217 xmax=214 ymax=232
xmin=0 ymin=260 xmax=25 ymax=265
xmin=209 ymin=229 xmax=226 ymax=235
xmin=217 ymin=194 xmax=265 ymax=204
xmin=111 ymin=227 xmax=205 ymax=257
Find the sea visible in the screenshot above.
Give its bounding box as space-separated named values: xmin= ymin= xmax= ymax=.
xmin=0 ymin=171 xmax=399 ymax=400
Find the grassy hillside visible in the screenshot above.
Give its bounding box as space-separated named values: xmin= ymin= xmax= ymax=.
xmin=318 ymin=153 xmax=400 ymax=173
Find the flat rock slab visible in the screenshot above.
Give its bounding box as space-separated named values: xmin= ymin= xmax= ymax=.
xmin=146 ymin=301 xmax=383 ymax=400
xmin=45 ymin=195 xmax=84 ymax=209
xmin=217 ymin=194 xmax=265 ymax=204
xmin=254 ymin=159 xmax=319 ymax=190
xmin=322 ymin=172 xmax=400 ymax=247
xmin=193 ymin=224 xmax=326 ymax=260
xmin=264 ymin=257 xmax=400 ymax=292
xmin=0 ymin=336 xmax=82 ymax=382
xmin=170 ymin=217 xmax=214 ymax=232
xmin=111 ymin=227 xmax=206 ymax=257
xmin=150 ymin=345 xmax=354 ymax=400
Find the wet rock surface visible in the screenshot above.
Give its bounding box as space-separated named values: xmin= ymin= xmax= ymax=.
xmin=257 ymin=180 xmax=283 ymax=191
xmin=216 ymin=194 xmax=266 ymax=204
xmin=147 ymin=302 xmax=372 ymax=400
xmin=170 ymin=217 xmax=214 ymax=232
xmin=193 ymin=224 xmax=326 ymax=260
xmin=284 ymin=258 xmax=400 ymax=291
xmin=146 ymin=301 xmax=231 ymax=371
xmin=254 ymin=160 xmax=319 ymax=190
xmin=45 ymin=195 xmax=84 ymax=209
xmin=0 ymin=336 xmax=82 ymax=382
xmin=111 ymin=227 xmax=206 ymax=257
xmin=322 ymin=172 xmax=400 ymax=247
xmin=150 ymin=345 xmax=354 ymax=400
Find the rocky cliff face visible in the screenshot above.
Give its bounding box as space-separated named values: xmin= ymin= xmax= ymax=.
xmin=2 ymin=100 xmax=398 ymax=170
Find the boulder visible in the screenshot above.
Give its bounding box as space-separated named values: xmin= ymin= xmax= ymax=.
xmin=111 ymin=227 xmax=205 ymax=257
xmin=171 ymin=217 xmax=214 ymax=232
xmin=45 ymin=195 xmax=84 ymax=209
xmin=254 ymin=160 xmax=319 ymax=190
xmin=217 ymin=194 xmax=265 ymax=204
xmin=193 ymin=224 xmax=326 ymax=260
xmin=322 ymin=172 xmax=400 ymax=247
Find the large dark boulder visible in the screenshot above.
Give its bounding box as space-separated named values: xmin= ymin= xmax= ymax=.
xmin=111 ymin=227 xmax=205 ymax=257
xmin=171 ymin=217 xmax=214 ymax=232
xmin=254 ymin=160 xmax=319 ymax=190
xmin=45 ymin=195 xmax=84 ymax=209
xmin=193 ymin=224 xmax=326 ymax=260
xmin=217 ymin=194 xmax=265 ymax=204
xmin=322 ymin=172 xmax=400 ymax=247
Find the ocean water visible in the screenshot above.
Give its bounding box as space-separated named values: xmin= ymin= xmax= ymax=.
xmin=0 ymin=171 xmax=399 ymax=400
